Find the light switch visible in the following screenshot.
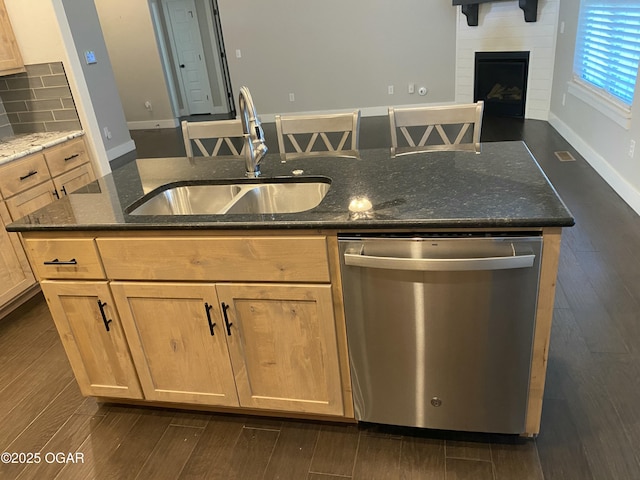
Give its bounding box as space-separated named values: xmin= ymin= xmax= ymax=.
xmin=84 ymin=51 xmax=97 ymax=64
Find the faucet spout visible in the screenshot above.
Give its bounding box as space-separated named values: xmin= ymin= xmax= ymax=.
xmin=238 ymin=86 xmax=268 ymax=177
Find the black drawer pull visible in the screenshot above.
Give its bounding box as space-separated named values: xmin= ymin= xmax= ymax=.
xmin=43 ymin=258 xmax=77 ymax=265
xmin=64 ymin=153 xmax=80 ymax=162
xmin=221 ymin=302 xmax=232 ymax=336
xmin=19 ymin=170 xmax=37 ymax=181
xmin=97 ymin=300 xmax=112 ymax=332
xmin=204 ymin=302 xmax=216 ymax=336
xmin=53 ymin=189 xmax=60 ymax=199
xmin=61 ymin=186 xmax=68 ymax=196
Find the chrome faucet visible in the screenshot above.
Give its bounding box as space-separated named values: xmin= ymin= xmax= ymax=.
xmin=238 ymin=86 xmax=268 ymax=177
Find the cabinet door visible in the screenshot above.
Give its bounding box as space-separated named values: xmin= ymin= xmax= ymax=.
xmin=0 ymin=0 xmax=24 ymax=75
xmin=217 ymin=283 xmax=344 ymax=415
xmin=6 ymin=180 xmax=57 ymax=221
xmin=40 ymin=280 xmax=143 ymax=399
xmin=0 ymin=202 xmax=35 ymax=307
xmin=110 ymin=282 xmax=239 ymax=407
xmin=53 ymin=163 xmax=95 ymax=196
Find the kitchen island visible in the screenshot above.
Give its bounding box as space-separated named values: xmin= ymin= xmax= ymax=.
xmin=6 ymin=141 xmax=573 ymax=436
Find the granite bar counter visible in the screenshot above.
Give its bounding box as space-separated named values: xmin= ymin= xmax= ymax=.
xmin=6 ymin=141 xmax=573 ymax=232
xmin=5 ymin=140 xmax=574 ymax=437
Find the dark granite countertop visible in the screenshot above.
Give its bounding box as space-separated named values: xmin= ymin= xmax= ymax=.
xmin=6 ymin=141 xmax=574 ymax=232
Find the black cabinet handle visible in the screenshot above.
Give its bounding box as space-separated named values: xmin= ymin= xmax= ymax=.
xmin=61 ymin=186 xmax=68 ymax=196
xmin=221 ymin=302 xmax=232 ymax=336
xmin=53 ymin=189 xmax=60 ymax=199
xmin=205 ymin=302 xmax=216 ymax=336
xmin=43 ymin=258 xmax=77 ymax=265
xmin=97 ymin=300 xmax=112 ymax=332
xmin=19 ymin=170 xmax=37 ymax=181
xmin=64 ymin=153 xmax=80 ymax=162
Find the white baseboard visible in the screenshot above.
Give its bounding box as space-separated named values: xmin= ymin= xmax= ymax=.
xmin=549 ymin=112 xmax=640 ymax=216
xmin=128 ymin=119 xmax=180 ymax=130
xmin=258 ymin=102 xmax=458 ymax=123
xmin=106 ymin=139 xmax=136 ymax=161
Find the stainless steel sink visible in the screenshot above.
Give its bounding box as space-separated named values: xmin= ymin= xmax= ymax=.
xmin=224 ymin=182 xmax=330 ymax=214
xmin=127 ymin=178 xmax=331 ymax=216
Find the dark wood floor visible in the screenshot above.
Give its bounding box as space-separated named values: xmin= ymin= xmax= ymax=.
xmin=3 ymin=116 xmax=640 ymax=479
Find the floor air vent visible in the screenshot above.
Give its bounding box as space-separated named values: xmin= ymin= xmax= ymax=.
xmin=554 ymin=151 xmax=576 ymax=162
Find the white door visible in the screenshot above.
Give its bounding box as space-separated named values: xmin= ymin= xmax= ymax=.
xmin=163 ymin=0 xmax=215 ymax=115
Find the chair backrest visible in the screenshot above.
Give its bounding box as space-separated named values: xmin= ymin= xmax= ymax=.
xmin=388 ymin=101 xmax=484 ymax=157
xmin=181 ymin=119 xmax=246 ymax=157
xmin=275 ymin=110 xmax=361 ymax=160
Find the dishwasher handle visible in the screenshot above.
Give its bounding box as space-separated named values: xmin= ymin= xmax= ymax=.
xmin=343 ymin=250 xmax=535 ymax=272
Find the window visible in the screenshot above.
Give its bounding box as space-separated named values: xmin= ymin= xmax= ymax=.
xmin=574 ymin=1 xmax=640 ymax=107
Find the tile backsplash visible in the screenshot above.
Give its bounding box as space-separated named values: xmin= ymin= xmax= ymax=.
xmin=0 ymin=62 xmax=81 ymax=136
xmin=0 ymin=102 xmax=13 ymax=139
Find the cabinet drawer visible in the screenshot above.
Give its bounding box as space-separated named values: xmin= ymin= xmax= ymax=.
xmin=24 ymin=238 xmax=105 ymax=280
xmin=44 ymin=137 xmax=89 ymax=177
xmin=97 ymin=236 xmax=330 ymax=282
xmin=5 ymin=180 xmax=57 ymax=221
xmin=0 ymin=154 xmax=49 ymax=198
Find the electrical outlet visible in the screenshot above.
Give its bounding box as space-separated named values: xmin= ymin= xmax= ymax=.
xmin=388 ymin=85 xmax=394 ymax=95
xmin=289 ymin=93 xmax=295 ymax=102
xmin=103 ymin=127 xmax=112 ymax=140
xmin=629 ymin=139 xmax=636 ymax=158
xmin=408 ymin=83 xmax=415 ymax=94
xmin=144 ymin=101 xmax=153 ymax=111
xmin=235 ymin=49 xmax=242 ymax=58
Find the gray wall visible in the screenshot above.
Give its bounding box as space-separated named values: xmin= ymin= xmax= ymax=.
xmin=217 ymin=0 xmax=457 ymax=116
xmin=550 ymin=0 xmax=640 ymax=212
xmin=60 ymin=0 xmax=132 ymax=159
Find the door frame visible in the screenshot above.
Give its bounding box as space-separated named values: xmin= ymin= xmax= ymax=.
xmin=149 ymin=0 xmax=232 ymax=117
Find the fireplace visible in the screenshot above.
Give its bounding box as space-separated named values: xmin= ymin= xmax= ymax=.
xmin=474 ymin=51 xmax=530 ymax=118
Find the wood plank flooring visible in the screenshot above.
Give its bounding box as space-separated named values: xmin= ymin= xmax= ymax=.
xmin=3 ymin=117 xmax=640 ymax=478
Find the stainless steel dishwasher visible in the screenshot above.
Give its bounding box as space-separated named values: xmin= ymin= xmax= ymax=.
xmin=339 ymin=234 xmax=543 ymax=434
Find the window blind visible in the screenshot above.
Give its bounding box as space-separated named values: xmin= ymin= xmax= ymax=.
xmin=574 ymin=1 xmax=640 ymax=106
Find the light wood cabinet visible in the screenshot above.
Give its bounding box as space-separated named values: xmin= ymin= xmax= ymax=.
xmin=39 ymin=280 xmax=143 ymax=399
xmin=5 ymin=180 xmax=57 ymax=220
xmin=53 ymin=163 xmax=94 ymax=196
xmin=110 ymin=282 xmax=239 ymax=407
xmin=0 ymin=137 xmax=95 ymax=221
xmin=23 ymin=232 xmax=352 ymax=419
xmin=110 ymin=281 xmax=343 ymax=415
xmin=0 ymin=153 xmax=49 ymax=198
xmin=97 ymin=236 xmax=330 ymax=282
xmin=0 ymin=0 xmax=25 ymax=76
xmin=43 ymin=137 xmax=91 ymax=177
xmin=0 ymin=137 xmax=96 ymax=315
xmin=218 ymin=283 xmax=344 ymax=415
xmin=0 ymin=201 xmax=35 ymax=309
xmin=23 ymin=237 xmax=105 ymax=280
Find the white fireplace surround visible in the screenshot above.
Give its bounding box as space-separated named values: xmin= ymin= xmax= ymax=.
xmin=455 ymin=0 xmax=559 ymax=120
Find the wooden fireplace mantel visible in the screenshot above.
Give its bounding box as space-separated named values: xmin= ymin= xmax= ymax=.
xmin=453 ymin=0 xmax=538 ymax=26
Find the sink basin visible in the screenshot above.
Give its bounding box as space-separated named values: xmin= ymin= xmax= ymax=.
xmin=127 ymin=177 xmax=331 ymax=216
xmin=224 ymin=182 xmax=330 ymax=214
xmin=128 ymin=184 xmax=242 ymax=215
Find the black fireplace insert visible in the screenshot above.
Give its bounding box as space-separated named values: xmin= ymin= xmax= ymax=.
xmin=474 ymin=51 xmax=530 ymax=118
